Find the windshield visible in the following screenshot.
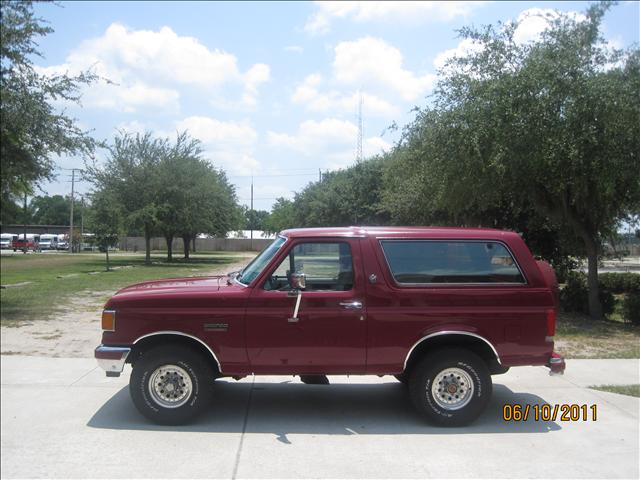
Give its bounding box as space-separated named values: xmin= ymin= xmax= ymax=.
xmin=237 ymin=236 xmax=286 ymax=285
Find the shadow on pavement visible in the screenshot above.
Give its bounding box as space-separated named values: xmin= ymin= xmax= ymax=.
xmin=88 ymin=381 xmax=560 ymax=437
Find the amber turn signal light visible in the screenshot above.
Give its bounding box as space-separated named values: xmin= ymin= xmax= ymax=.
xmin=101 ymin=310 xmax=116 ymax=331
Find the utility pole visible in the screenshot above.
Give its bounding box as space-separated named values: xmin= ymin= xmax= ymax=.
xmin=23 ymin=189 xmax=28 ymax=254
xmin=69 ymin=169 xmax=75 ymax=253
xmin=250 ymin=176 xmax=254 ymax=250
xmin=356 ymin=90 xmax=363 ymax=163
xmin=319 ymin=168 xmax=322 ymax=182
xmin=66 ymin=168 xmax=83 ymax=253
xmin=80 ymin=195 xmax=84 ymax=250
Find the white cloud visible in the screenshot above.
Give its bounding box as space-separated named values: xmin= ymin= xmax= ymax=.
xmin=333 ymin=37 xmax=436 ymax=102
xmin=115 ymin=120 xmax=148 ymax=135
xmin=38 ymin=23 xmax=270 ymax=112
xmin=433 ymin=38 xmax=484 ymax=71
xmin=173 ymin=116 xmax=259 ymax=175
xmin=284 ymin=45 xmax=304 ymax=54
xmin=305 ymin=1 xmax=487 ymax=35
xmin=512 ymin=8 xmax=586 ymax=45
xmin=267 ymin=118 xmax=391 ymax=169
xmin=292 ymin=74 xmax=399 ymax=117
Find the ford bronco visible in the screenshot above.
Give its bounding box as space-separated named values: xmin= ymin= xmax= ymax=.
xmin=95 ymin=227 xmax=565 ymax=426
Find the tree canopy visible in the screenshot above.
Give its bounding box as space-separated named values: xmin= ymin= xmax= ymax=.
xmin=267 ymin=3 xmax=639 ymax=318
xmin=0 ymin=1 xmax=98 ymax=203
xmin=88 ymin=131 xmax=241 ymax=262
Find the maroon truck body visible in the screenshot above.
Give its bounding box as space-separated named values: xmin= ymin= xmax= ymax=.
xmin=96 ymin=227 xmax=565 ymax=426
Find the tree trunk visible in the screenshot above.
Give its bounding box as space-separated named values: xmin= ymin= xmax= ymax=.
xmin=165 ymin=234 xmax=173 ymax=262
xmin=182 ymin=234 xmax=191 ymax=259
xmin=584 ymin=237 xmax=603 ymax=319
xmin=144 ymin=226 xmax=151 ymax=265
xmin=105 ymin=247 xmax=110 ymax=272
xmin=192 ymin=236 xmax=196 ymax=253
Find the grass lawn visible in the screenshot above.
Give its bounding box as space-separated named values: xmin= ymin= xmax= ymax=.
xmin=589 ymin=384 xmax=640 ymax=397
xmin=555 ymin=312 xmax=640 ymax=359
xmin=0 ymin=251 xmax=251 ymax=326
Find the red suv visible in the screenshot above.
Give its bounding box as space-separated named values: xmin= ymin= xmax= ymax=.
xmin=96 ymin=227 xmax=564 ymax=426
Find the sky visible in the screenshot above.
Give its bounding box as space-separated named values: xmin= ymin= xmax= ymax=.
xmin=32 ymin=1 xmax=640 ymax=212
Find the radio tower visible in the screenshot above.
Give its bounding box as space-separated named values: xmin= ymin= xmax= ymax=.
xmin=356 ymin=90 xmax=363 ymax=163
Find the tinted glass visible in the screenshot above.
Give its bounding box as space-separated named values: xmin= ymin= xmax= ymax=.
xmin=264 ymin=242 xmax=353 ymax=291
xmin=380 ymin=240 xmax=524 ymax=284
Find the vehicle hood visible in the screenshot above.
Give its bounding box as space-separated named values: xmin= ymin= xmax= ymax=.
xmin=116 ymin=275 xmax=226 ymax=294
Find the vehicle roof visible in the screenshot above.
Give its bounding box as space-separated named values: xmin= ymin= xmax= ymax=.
xmin=279 ymin=226 xmax=521 ymax=240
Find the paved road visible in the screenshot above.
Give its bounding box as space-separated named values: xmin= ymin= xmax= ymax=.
xmin=1 ymin=356 xmax=638 ymax=479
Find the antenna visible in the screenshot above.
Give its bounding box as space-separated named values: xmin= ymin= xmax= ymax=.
xmin=356 ymin=90 xmax=363 ymax=163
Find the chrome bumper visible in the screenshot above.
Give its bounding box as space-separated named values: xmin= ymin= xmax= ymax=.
xmin=95 ymin=345 xmax=131 ymax=377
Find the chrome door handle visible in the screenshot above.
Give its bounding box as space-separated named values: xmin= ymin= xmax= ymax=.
xmin=339 ymin=300 xmax=363 ymax=310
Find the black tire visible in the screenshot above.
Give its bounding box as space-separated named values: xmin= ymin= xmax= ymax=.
xmin=130 ymin=345 xmax=215 ymax=425
xmin=409 ymin=348 xmax=492 ymax=427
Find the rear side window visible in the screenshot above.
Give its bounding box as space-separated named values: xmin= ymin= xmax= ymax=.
xmin=380 ymin=240 xmax=525 ymax=285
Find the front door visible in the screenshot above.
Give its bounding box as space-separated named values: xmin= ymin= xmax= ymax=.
xmin=245 ymin=238 xmax=367 ymax=374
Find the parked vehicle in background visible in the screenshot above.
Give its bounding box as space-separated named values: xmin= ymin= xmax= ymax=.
xmin=95 ymin=226 xmax=565 ymax=427
xmin=38 ymin=234 xmax=59 ymax=250
xmin=57 ymin=235 xmax=69 ymax=250
xmin=1 ymin=234 xmax=17 ymax=249
xmin=12 ymin=234 xmax=40 ymax=252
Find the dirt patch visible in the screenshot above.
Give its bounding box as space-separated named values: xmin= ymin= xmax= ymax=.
xmin=0 ymin=257 xmax=253 ymax=358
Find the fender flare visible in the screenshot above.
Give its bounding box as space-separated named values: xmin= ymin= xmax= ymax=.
xmin=133 ymin=330 xmax=223 ymax=373
xmin=403 ymin=330 xmax=501 ymax=371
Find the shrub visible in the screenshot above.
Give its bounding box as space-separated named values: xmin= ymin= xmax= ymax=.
xmin=598 ymin=273 xmax=640 ymax=294
xmin=560 ymin=271 xmax=614 ymax=316
xmin=622 ymin=293 xmax=640 ymax=325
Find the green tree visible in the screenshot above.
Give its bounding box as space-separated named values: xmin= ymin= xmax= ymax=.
xmin=88 ymin=131 xmax=167 ymax=264
xmin=1 ymin=1 xmax=98 ymax=206
xmin=264 ymin=197 xmax=296 ymax=234
xmin=388 ymin=3 xmax=639 ymax=318
xmin=243 ymin=208 xmax=270 ymax=231
xmin=176 ymin=164 xmax=239 ymax=260
xmin=30 ymin=194 xmax=77 ymax=225
xmin=268 ymin=157 xmax=390 ymax=230
xmin=86 ymin=190 xmax=124 ymax=271
xmin=156 ymin=132 xmax=241 ymax=261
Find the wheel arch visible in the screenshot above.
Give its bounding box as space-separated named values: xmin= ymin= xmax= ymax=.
xmin=129 ymin=331 xmax=222 ymax=375
xmin=403 ymin=331 xmax=503 ymax=375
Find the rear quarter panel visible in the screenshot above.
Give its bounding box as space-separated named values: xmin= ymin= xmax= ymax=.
xmin=361 ymin=233 xmax=555 ymax=373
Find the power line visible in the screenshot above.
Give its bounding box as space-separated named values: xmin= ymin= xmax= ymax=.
xmin=228 ymin=173 xmax=319 ymax=179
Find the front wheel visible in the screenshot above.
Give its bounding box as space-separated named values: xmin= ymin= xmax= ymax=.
xmin=409 ymin=348 xmax=492 ymax=427
xmin=130 ymin=345 xmax=215 ymax=425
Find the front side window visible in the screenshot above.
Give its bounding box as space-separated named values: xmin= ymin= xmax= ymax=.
xmin=264 ymin=242 xmax=353 ymax=291
xmin=237 ymin=236 xmax=287 ymax=285
xmin=380 ymin=240 xmax=524 ymax=284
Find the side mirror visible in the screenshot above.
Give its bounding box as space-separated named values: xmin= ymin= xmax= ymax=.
xmin=290 ymin=272 xmax=306 ymax=290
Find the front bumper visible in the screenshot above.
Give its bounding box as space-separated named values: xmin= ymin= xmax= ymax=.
xmin=546 ymin=351 xmax=566 ymax=376
xmin=95 ymin=345 xmax=131 ymax=377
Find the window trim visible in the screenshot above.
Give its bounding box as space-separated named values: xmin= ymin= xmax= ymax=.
xmin=378 ymin=238 xmax=528 ymax=287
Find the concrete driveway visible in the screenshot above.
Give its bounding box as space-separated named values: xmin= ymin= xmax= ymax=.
xmin=1 ymin=356 xmax=638 ymax=479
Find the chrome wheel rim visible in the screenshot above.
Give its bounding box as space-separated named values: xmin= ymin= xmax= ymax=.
xmin=148 ymin=364 xmax=193 ymax=408
xmin=431 ymin=367 xmax=474 ymax=410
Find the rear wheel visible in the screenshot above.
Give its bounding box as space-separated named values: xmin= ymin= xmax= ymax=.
xmin=130 ymin=345 xmax=215 ymax=425
xmin=409 ymin=348 xmax=492 ymax=427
